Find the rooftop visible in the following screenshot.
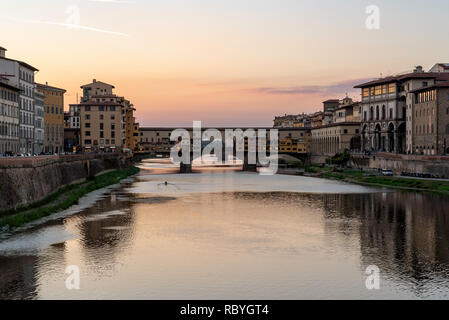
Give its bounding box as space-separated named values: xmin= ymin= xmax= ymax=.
xmin=410 ymin=80 xmax=449 ymax=93
xmin=354 ymin=72 xmax=449 ymax=88
xmin=79 ymin=101 xmax=124 ymax=107
xmin=81 ymin=79 xmax=115 ymax=89
xmin=311 ymin=122 xmax=361 ymax=130
xmin=0 ymin=56 xmax=39 ymax=72
xmin=36 ymin=83 xmax=67 ymax=93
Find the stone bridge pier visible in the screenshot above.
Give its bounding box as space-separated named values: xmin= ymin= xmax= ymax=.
xmin=177 ymin=149 xmax=258 ymax=173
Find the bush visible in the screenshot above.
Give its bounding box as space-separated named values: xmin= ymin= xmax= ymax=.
xmin=327 ymin=151 xmax=351 ymax=166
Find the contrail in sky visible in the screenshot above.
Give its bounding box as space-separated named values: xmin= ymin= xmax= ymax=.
xmin=15 ymin=19 xmax=129 ymax=37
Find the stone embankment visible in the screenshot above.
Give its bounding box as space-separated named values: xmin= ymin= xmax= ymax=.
xmin=0 ymin=154 xmax=127 ymax=211
xmin=350 ymin=153 xmax=449 ymax=178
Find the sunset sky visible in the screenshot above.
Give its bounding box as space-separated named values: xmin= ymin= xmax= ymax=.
xmin=1 ymin=0 xmax=449 ymax=127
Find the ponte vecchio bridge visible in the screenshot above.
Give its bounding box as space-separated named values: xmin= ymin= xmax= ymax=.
xmin=138 ymin=126 xmax=310 ymax=173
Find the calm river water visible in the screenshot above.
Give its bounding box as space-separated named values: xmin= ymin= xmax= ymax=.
xmin=1 ymin=159 xmax=449 ymax=299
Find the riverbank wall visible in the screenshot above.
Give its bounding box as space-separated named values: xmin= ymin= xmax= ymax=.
xmin=349 ymin=153 xmax=449 ymax=178
xmin=0 ymin=154 xmax=127 ymax=211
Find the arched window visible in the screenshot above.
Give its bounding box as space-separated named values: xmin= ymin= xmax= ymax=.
xmin=382 ymin=105 xmax=386 ymax=119
xmin=446 ymin=124 xmax=449 ymax=134
xmin=376 ymin=106 xmax=380 ymax=120
xmin=370 ymin=107 xmax=374 ymax=120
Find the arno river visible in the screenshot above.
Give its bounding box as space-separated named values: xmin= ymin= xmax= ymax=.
xmin=1 ymin=159 xmax=449 ymax=299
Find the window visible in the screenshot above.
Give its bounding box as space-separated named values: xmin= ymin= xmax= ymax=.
xmin=85 ymin=123 xmax=90 ymax=128
xmin=375 ymin=86 xmax=381 ymax=95
xmin=84 ymin=140 xmax=92 ymax=144
xmin=85 ymin=114 xmax=90 ymax=120
xmin=388 ymin=84 xmax=396 ymax=94
xmin=363 ymin=88 xmax=369 ymax=97
xmin=85 ymin=131 xmax=91 ymax=136
xmin=85 ymin=106 xmax=91 ymax=111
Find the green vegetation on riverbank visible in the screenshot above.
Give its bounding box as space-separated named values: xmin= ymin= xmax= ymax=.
xmin=0 ymin=166 xmax=140 ymax=230
xmin=304 ymin=165 xmax=449 ymax=194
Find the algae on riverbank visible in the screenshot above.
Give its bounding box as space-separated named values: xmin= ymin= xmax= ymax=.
xmin=0 ymin=166 xmax=140 ymax=229
xmin=307 ymin=165 xmax=449 ymax=194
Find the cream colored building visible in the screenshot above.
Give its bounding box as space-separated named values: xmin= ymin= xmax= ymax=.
xmin=77 ymin=80 xmax=139 ymax=152
xmin=355 ymin=66 xmax=449 ymax=154
xmin=333 ymin=97 xmax=361 ymax=123
xmin=0 ymin=78 xmax=20 ymax=154
xmin=410 ymin=81 xmax=449 ymax=155
xmin=310 ymin=123 xmax=361 ymax=157
xmin=80 ymin=79 xmax=114 ymax=102
xmin=79 ymin=97 xmax=126 ymax=152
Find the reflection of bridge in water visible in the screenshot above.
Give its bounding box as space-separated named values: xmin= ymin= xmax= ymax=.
xmin=138 ymin=127 xmax=309 ymax=173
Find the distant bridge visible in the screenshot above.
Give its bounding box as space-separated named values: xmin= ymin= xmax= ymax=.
xmin=138 ymin=127 xmax=310 ymax=173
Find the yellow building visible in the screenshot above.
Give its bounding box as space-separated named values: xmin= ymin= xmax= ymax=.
xmin=36 ymin=82 xmax=66 ymax=154
xmin=133 ymin=121 xmax=140 ymax=152
xmin=279 ymin=137 xmax=310 ymax=154
xmin=125 ymin=101 xmax=138 ymax=152
xmin=280 ymin=138 xmax=298 ymax=153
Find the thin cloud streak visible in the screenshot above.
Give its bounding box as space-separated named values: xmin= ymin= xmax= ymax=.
xmin=15 ymin=19 xmax=129 ymax=37
xmin=247 ymin=78 xmax=374 ymax=96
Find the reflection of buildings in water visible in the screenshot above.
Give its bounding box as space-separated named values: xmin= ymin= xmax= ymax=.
xmin=0 ymin=255 xmax=39 ymax=299
xmin=75 ymin=191 xmax=137 ymax=274
xmin=359 ymin=192 xmax=449 ymax=267
xmin=0 ymin=231 xmax=67 ymax=300
xmin=318 ymin=191 xmax=449 ymax=295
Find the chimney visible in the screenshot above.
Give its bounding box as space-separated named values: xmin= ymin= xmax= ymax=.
xmin=45 ymin=81 xmax=48 ymax=86
xmin=0 ymin=47 xmax=6 ymax=58
xmin=93 ymin=79 xmax=97 ymax=83
xmin=414 ymin=65 xmax=424 ymax=73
